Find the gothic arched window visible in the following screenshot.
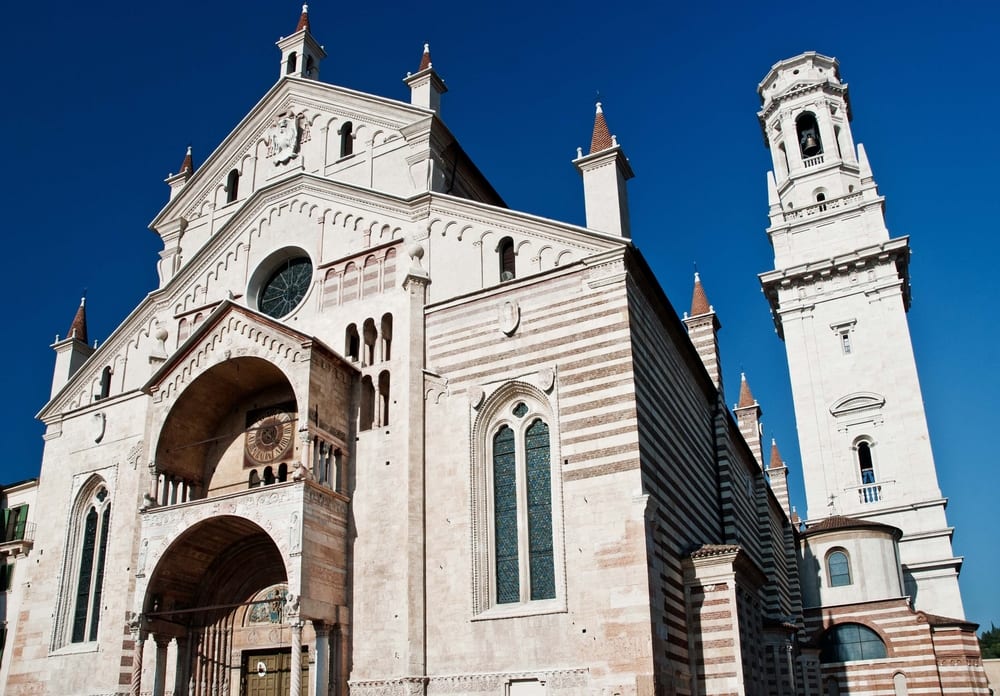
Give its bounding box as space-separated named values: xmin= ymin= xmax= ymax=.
xmin=477 ymin=389 xmax=560 ymax=612
xmin=286 ymin=52 xmax=298 ymax=75
xmin=98 ymin=366 xmax=112 ymax=400
xmin=61 ymin=482 xmax=112 ymax=645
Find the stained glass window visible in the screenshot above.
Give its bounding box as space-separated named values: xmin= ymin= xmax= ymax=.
xmin=69 ymin=486 xmax=112 ymax=644
xmin=493 ymin=426 xmax=519 ymax=604
xmin=828 ymin=550 xmax=851 ymax=587
xmin=820 ymin=623 xmax=887 ymax=663
xmin=525 ymin=420 xmax=554 ymax=600
xmin=513 ymin=402 xmax=528 ymax=418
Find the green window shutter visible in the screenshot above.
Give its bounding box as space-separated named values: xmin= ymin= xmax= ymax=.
xmin=12 ymin=506 xmax=27 ymax=541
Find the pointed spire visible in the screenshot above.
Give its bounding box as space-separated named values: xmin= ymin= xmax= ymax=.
xmin=590 ymin=102 xmax=613 ymax=154
xmin=768 ymin=438 xmax=784 ymax=469
xmin=737 ymin=372 xmax=756 ymax=408
xmin=295 ymin=4 xmax=310 ymax=33
xmin=418 ymin=43 xmax=432 ymax=71
xmin=857 ymin=143 xmax=873 ymax=180
xmin=67 ymin=296 xmax=88 ymax=344
xmin=690 ymin=272 xmax=712 ymax=316
xmin=179 ymin=145 xmax=193 ymax=176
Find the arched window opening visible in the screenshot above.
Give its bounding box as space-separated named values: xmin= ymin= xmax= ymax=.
xmin=305 ymin=55 xmax=316 ymax=77
xmin=493 ymin=425 xmax=519 ymax=604
xmin=98 ymin=366 xmax=112 ymax=400
xmin=827 ymin=549 xmax=852 ymax=587
xmin=816 ymin=191 xmax=828 ymax=211
xmin=345 ymin=324 xmax=360 ymax=361
xmin=248 ymin=470 xmax=261 ymax=488
xmin=380 ymin=314 xmax=393 ymax=362
xmin=834 ymin=125 xmax=844 ymax=159
xmin=362 ymin=319 xmax=377 ymax=366
xmin=70 ymin=486 xmax=111 ymax=644
xmin=339 ymin=121 xmax=354 ymax=158
xmin=263 ymin=466 xmax=275 ymax=485
xmin=858 ymin=441 xmax=879 ymax=503
xmin=286 ymin=51 xmax=298 ymax=75
xmin=489 ymin=409 xmax=555 ymax=606
xmin=525 ymin=419 xmax=555 ymax=600
xmin=226 ymin=169 xmax=240 ymax=203
xmin=499 ymin=237 xmax=515 ymax=281
xmin=277 ymin=463 xmax=288 ymax=483
xmin=796 ymin=112 xmax=823 ymax=159
xmin=359 ymin=376 xmax=375 ymax=431
xmin=378 ymin=371 xmax=390 ymax=427
xmin=820 ymin=623 xmax=887 ymax=663
xmin=893 ymin=672 xmax=908 ymax=696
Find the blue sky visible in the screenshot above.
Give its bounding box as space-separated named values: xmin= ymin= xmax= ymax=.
xmin=3 ymin=2 xmax=996 ymax=629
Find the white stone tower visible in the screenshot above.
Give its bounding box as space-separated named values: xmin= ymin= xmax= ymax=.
xmin=757 ymin=53 xmax=964 ymax=617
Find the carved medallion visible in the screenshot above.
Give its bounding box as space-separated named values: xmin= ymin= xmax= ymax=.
xmin=268 ymin=111 xmax=301 ymax=165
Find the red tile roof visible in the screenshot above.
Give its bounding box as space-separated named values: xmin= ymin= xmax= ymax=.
xmin=737 ymin=372 xmax=756 ymax=408
xmin=179 ymin=145 xmax=193 ymax=175
xmin=768 ymin=439 xmax=783 ymax=469
xmin=418 ymin=43 xmax=432 ymax=71
xmin=590 ymin=102 xmax=613 ymax=153
xmin=296 ymin=4 xmax=310 ymax=32
xmin=690 ymin=271 xmax=711 ymax=316
xmin=801 ymin=515 xmax=901 ymax=539
xmin=68 ymin=297 xmax=88 ymax=344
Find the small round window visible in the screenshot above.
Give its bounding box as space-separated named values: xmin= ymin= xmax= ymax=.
xmin=258 ymin=257 xmax=312 ymax=318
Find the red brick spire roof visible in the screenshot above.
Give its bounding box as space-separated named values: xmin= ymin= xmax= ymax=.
xmin=737 ymin=372 xmax=756 ymax=408
xmin=590 ymin=102 xmax=613 ymax=153
xmin=690 ymin=272 xmax=711 ymax=316
xmin=68 ymin=297 xmax=88 ymax=344
xmin=768 ymin=438 xmax=783 ymax=469
xmin=418 ymin=43 xmax=432 ymax=71
xmin=179 ymin=145 xmax=193 ymax=175
xmin=296 ymin=4 xmax=310 ymax=32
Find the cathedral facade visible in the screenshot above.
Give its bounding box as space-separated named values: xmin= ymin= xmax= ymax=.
xmin=0 ymin=8 xmax=988 ymax=696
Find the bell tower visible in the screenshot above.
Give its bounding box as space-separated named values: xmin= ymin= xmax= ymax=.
xmin=276 ymin=5 xmax=326 ymax=81
xmin=757 ymin=53 xmax=965 ymax=618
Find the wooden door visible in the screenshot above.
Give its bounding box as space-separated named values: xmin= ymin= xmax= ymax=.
xmin=242 ymin=649 xmax=308 ymax=696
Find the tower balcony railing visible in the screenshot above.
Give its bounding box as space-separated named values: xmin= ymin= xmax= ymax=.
xmin=851 ymin=480 xmax=894 ymax=505
xmin=802 ymin=154 xmax=825 ymax=168
xmin=782 ymin=191 xmax=864 ymax=222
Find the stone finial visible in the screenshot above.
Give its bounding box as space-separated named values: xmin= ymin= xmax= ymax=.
xmin=406 ymin=241 xmax=425 ymax=270
xmin=736 ymin=372 xmax=756 ymax=408
xmin=296 ymin=4 xmax=310 ymax=32
xmin=590 ymin=102 xmax=613 ymax=153
xmin=68 ymin=296 xmax=88 ymax=343
xmin=179 ymin=145 xmax=193 ymax=175
xmin=768 ymin=438 xmax=784 ymax=469
xmin=690 ymin=272 xmax=712 ymax=316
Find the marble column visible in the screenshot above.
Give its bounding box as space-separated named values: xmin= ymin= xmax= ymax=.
xmin=313 ymin=621 xmax=330 ymax=696
xmin=290 ymin=620 xmax=304 ymax=696
xmin=152 ymin=635 xmax=170 ymax=696
xmin=130 ymin=629 xmax=147 ymax=696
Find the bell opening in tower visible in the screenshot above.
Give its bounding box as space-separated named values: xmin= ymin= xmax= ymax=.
xmin=796 ymin=112 xmax=823 ymax=158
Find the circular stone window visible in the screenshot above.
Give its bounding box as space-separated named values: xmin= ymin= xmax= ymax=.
xmin=257 ymin=256 xmax=313 ymax=318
